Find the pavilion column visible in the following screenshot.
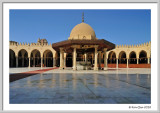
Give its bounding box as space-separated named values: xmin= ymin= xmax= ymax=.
xmin=85 ymin=53 xmax=88 ymax=62
xmin=103 ymin=48 xmax=108 ymax=70
xmin=64 ymin=58 xmax=66 ymax=68
xmin=73 ymin=47 xmax=77 ymax=70
xmin=127 ymin=58 xmax=129 ymax=68
xmin=98 ymin=51 xmax=102 ymax=69
xmin=94 ymin=45 xmax=98 ymax=70
xmin=41 ymin=57 xmax=43 ymax=68
xmin=64 ymin=53 xmax=66 ymax=68
xmin=148 ymin=57 xmax=150 ymax=64
xmin=116 ymin=58 xmax=118 ymax=69
xmin=85 ymin=53 xmax=88 ymax=70
xmin=16 ymin=56 xmax=18 ymax=67
xmin=60 ymin=48 xmax=64 ymax=69
xmin=28 ymin=57 xmax=30 ymax=68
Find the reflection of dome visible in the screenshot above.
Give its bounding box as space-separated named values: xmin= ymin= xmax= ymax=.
xmin=68 ymin=22 xmax=97 ymax=40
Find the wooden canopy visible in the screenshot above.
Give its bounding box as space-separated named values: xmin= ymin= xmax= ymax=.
xmin=52 ymin=39 xmax=115 ymax=53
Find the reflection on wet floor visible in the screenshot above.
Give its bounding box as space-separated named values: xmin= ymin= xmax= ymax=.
xmin=10 ymin=73 xmax=151 ymax=104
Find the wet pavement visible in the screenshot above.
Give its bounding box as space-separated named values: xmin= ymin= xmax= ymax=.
xmin=10 ymin=73 xmax=151 ymax=104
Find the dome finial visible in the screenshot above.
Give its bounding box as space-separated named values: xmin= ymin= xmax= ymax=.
xmin=82 ymin=12 xmax=84 ymax=22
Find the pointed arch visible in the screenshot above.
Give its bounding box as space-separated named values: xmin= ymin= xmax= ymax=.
xmin=9 ymin=49 xmax=16 ymax=67
xmin=108 ymin=51 xmax=116 ymax=64
xmin=18 ymin=49 xmax=28 ymax=67
xmin=43 ymin=49 xmax=53 ymax=67
xmin=139 ymin=50 xmax=147 ymax=64
xmin=30 ymin=49 xmax=41 ymax=67
xmin=118 ymin=51 xmax=127 ymax=64
xmin=129 ymin=51 xmax=137 ymax=64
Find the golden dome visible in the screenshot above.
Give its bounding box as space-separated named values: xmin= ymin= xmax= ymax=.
xmin=68 ymin=22 xmax=97 ymax=40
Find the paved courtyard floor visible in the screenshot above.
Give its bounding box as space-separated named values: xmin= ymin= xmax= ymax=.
xmin=10 ymin=68 xmax=151 ymax=104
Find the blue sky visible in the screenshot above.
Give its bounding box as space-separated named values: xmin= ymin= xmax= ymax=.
xmin=10 ymin=9 xmax=151 ymax=45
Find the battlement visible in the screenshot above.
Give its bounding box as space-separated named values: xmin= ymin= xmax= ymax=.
xmin=9 ymin=41 xmax=52 ymax=47
xmin=116 ymin=41 xmax=151 ymax=48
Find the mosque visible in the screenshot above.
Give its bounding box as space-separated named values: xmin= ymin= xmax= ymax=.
xmin=9 ymin=13 xmax=151 ymax=70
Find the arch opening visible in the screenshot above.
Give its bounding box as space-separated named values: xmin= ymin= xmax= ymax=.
xmin=18 ymin=49 xmax=28 ymax=67
xmin=30 ymin=49 xmax=41 ymax=67
xmin=129 ymin=51 xmax=137 ymax=64
xmin=139 ymin=50 xmax=147 ymax=64
xmin=108 ymin=51 xmax=116 ymax=64
xmin=66 ymin=53 xmax=73 ymax=67
xmin=119 ymin=51 xmax=126 ymax=64
xmin=87 ymin=53 xmax=94 ymax=65
xmin=9 ymin=49 xmax=16 ymax=67
xmin=43 ymin=50 xmax=53 ymax=67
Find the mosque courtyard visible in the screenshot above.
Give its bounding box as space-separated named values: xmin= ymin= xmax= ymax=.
xmin=9 ymin=9 xmax=151 ymax=105
xmin=10 ymin=68 xmax=151 ymax=104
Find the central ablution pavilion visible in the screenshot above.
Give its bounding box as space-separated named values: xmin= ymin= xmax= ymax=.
xmin=9 ymin=14 xmax=151 ymax=70
xmin=52 ymin=15 xmax=115 ymax=70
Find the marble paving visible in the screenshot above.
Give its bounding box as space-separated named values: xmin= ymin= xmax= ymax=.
xmin=9 ymin=67 xmax=52 ymax=74
xmin=10 ymin=71 xmax=151 ymax=104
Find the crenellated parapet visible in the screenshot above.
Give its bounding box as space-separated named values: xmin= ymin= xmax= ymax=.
xmin=9 ymin=39 xmax=56 ymax=58
xmin=107 ymin=41 xmax=151 ymax=59
xmin=9 ymin=41 xmax=52 ymax=47
xmin=116 ymin=41 xmax=151 ymax=48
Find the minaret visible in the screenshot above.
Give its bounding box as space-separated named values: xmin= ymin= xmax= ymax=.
xmin=38 ymin=38 xmax=40 ymax=44
xmin=82 ymin=12 xmax=84 ymax=22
